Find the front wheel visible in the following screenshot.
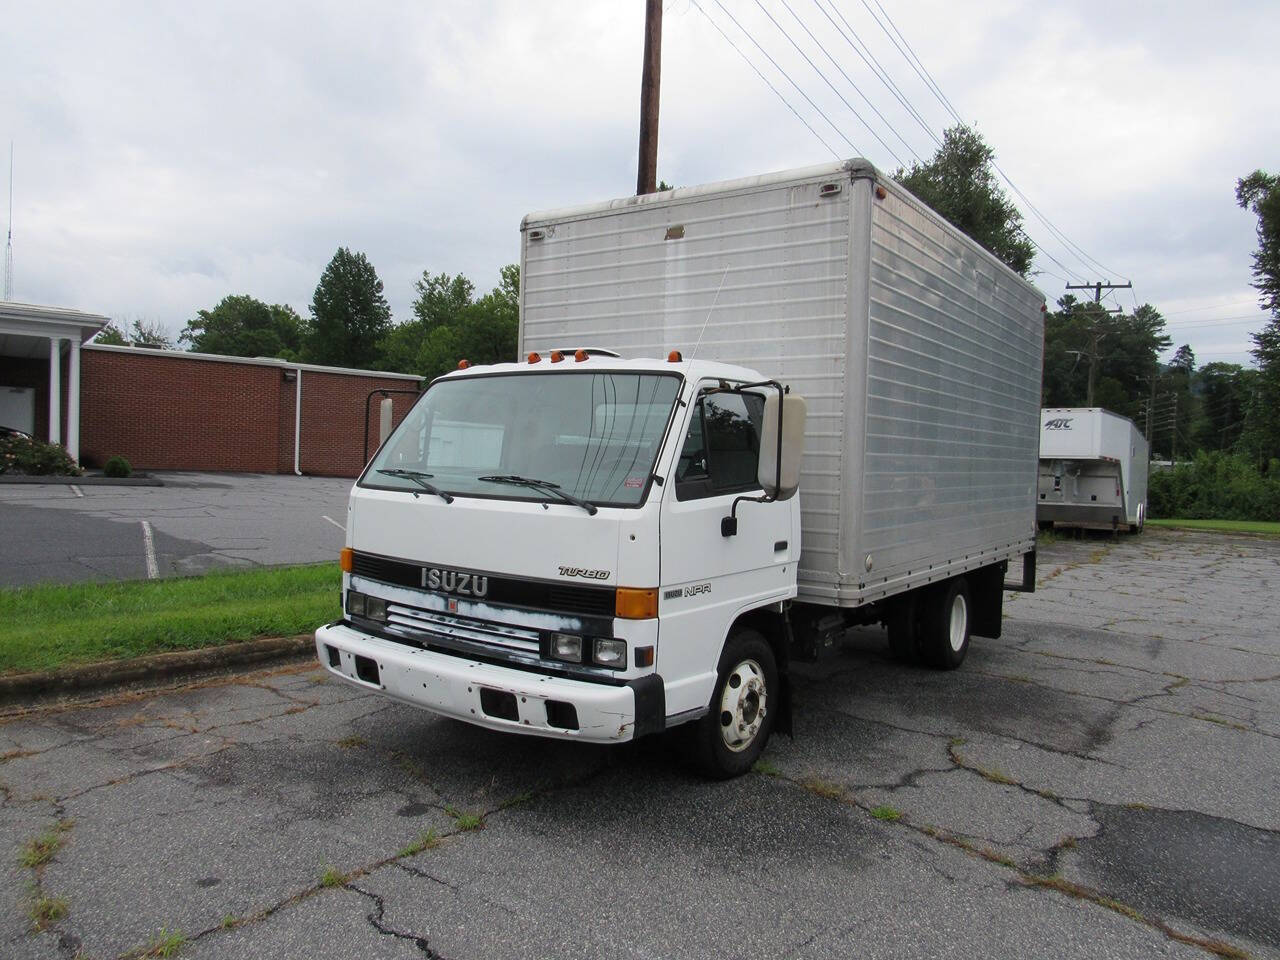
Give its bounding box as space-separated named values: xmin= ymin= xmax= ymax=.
xmin=690 ymin=629 xmax=778 ymax=779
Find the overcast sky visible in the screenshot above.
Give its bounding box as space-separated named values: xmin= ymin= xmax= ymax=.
xmin=2 ymin=0 xmax=1275 ymax=367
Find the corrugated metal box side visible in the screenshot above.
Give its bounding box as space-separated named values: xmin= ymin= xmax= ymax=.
xmin=838 ymin=177 xmax=1044 ymax=604
xmin=519 ymin=160 xmax=1044 ymax=609
xmin=520 ymin=162 xmax=863 ymax=593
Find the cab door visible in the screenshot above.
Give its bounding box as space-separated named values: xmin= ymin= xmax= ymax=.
xmin=658 ymin=382 xmax=796 ymax=717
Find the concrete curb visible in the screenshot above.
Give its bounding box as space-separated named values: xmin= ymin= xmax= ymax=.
xmin=0 ymin=473 xmax=164 ymax=486
xmin=0 ymin=635 xmax=314 ymax=707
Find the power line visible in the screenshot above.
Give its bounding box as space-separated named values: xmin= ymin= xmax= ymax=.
xmin=710 ymin=0 xmax=865 ymax=156
xmin=690 ymin=0 xmax=841 ymax=159
xmin=856 ymin=0 xmax=1126 ymax=285
xmin=773 ymin=0 xmax=922 ymax=166
xmin=810 ymin=0 xmax=942 ymax=150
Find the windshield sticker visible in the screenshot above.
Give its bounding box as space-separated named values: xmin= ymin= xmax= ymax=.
xmin=624 ymin=476 xmax=645 ymax=489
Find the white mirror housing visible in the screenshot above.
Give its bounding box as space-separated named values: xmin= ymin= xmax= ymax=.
xmin=757 ymin=391 xmax=806 ymax=500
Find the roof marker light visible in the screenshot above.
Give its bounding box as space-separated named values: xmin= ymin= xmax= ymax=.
xmin=668 ymin=350 xmax=683 ymax=362
xmin=574 ymin=349 xmax=588 ymax=362
xmin=550 ymin=350 xmax=564 ymax=363
xmin=457 ymin=359 xmax=470 ymax=370
xmin=527 ymin=352 xmax=541 ymax=364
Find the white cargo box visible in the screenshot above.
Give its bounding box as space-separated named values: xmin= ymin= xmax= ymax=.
xmin=521 ymin=160 xmax=1045 ymax=607
xmin=1038 ymin=407 xmax=1149 ymax=530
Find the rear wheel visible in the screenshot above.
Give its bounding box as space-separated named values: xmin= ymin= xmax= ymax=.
xmin=919 ymin=577 xmax=971 ymax=670
xmin=690 ymin=629 xmax=777 ymax=779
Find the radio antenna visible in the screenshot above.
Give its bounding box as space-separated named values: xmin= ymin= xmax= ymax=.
xmin=4 ymin=141 xmax=12 ymax=301
xmin=689 ymin=266 xmax=729 ymax=361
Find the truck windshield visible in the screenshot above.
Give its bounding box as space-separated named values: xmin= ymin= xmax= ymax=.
xmin=362 ymin=371 xmax=682 ymax=508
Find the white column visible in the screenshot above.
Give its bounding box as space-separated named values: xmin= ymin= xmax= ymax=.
xmin=67 ymin=338 xmax=81 ymax=462
xmin=48 ymin=337 xmax=62 ymax=446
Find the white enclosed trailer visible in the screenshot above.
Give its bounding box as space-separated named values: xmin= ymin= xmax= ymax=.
xmin=1038 ymin=407 xmax=1148 ymax=532
xmin=315 ymin=159 xmax=1046 ymax=777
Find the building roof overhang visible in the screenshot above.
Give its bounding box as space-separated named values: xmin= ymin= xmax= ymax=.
xmin=0 ymin=301 xmax=110 ymax=359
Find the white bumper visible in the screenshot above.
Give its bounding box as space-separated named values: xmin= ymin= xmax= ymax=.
xmin=314 ymin=622 xmax=639 ymax=743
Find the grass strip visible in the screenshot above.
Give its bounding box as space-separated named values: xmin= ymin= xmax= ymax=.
xmin=0 ymin=564 xmax=339 ymax=675
xmin=1146 ymin=518 xmax=1280 ymax=536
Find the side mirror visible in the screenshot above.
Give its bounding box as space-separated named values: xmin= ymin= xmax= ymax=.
xmin=757 ymin=392 xmax=806 ymax=500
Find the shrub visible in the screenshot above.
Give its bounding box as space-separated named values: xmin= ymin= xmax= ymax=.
xmin=103 ymin=455 xmax=133 ymax=478
xmin=0 ymin=435 xmax=82 ymax=476
xmin=1148 ymin=451 xmax=1280 ymax=521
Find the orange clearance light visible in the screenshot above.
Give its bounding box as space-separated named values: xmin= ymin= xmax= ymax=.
xmin=457 ymin=359 xmax=470 ymax=370
xmin=875 ymin=185 xmax=887 ymax=200
xmin=668 ymin=350 xmax=683 ymax=362
xmin=550 ymin=350 xmax=564 ymax=363
xmin=615 ymin=587 xmax=658 ymax=620
xmin=340 ymin=547 xmax=353 ymax=573
xmin=574 ymin=349 xmax=589 ymax=362
xmin=527 ymin=351 xmax=541 ymax=363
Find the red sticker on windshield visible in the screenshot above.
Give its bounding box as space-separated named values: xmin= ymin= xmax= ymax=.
xmin=624 ymin=477 xmax=644 ymax=489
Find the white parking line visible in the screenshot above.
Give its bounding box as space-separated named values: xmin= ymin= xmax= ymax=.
xmin=140 ymin=520 xmax=159 ymax=579
xmin=70 ymin=484 xmax=84 ymax=498
xmin=321 ymin=514 xmax=346 ymax=532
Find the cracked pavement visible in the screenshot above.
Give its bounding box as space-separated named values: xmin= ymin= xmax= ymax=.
xmin=2 ymin=527 xmax=1278 ymax=958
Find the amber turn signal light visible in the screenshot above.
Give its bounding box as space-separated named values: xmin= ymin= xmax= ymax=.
xmin=615 ymin=587 xmax=658 ymax=620
xmin=340 ymin=547 xmax=353 ymax=573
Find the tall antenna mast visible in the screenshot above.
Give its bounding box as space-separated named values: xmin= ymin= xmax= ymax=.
xmin=4 ymin=141 xmax=13 ymax=301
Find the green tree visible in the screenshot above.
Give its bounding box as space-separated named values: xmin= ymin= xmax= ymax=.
xmin=91 ymin=321 xmax=128 ymax=346
xmin=179 ymin=295 xmax=302 ymax=359
xmin=97 ymin=318 xmax=172 ymax=349
xmin=380 ymin=265 xmax=519 ymax=379
xmin=1042 ymin=298 xmax=1170 ymax=417
xmin=1236 ymin=170 xmax=1280 ymax=464
xmin=1192 ymin=362 xmax=1254 ymax=453
xmin=303 ymin=248 xmax=392 ymax=368
xmin=893 ymin=125 xmax=1035 ymax=277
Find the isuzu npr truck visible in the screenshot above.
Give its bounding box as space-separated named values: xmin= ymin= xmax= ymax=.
xmin=316 ymin=160 xmax=1046 ymax=776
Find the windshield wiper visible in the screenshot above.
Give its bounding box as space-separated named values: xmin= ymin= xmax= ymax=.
xmin=477 ymin=475 xmax=598 ymax=516
xmin=376 ymin=468 xmax=454 ymax=504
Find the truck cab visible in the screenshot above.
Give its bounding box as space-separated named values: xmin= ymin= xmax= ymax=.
xmin=315 ymin=351 xmax=805 ymax=776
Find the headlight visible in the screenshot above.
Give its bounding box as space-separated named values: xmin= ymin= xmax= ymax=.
xmin=346 ymin=591 xmax=366 ymax=616
xmin=366 ymin=596 xmax=388 ymax=621
xmin=593 ymin=638 xmax=627 ymax=669
xmin=550 ymin=633 xmax=582 ymax=663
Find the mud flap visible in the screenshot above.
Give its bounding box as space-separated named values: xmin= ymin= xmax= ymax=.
xmin=628 ymin=675 xmax=666 ymax=740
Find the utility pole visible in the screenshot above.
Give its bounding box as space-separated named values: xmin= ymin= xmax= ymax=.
xmin=1065 ymin=280 xmax=1131 ymax=406
xmin=636 ymin=0 xmax=662 ymax=196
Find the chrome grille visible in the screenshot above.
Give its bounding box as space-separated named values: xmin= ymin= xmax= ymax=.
xmin=384 ymin=601 xmax=541 ymax=655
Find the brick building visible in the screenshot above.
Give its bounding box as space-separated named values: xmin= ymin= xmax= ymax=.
xmin=1 ymin=302 xmax=423 ymax=478
xmin=79 ymin=346 xmax=422 ymax=476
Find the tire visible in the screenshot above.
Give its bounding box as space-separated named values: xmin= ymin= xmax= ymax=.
xmin=885 ymin=601 xmax=919 ymax=664
xmin=690 ymin=629 xmax=778 ymax=779
xmin=919 ymin=577 xmax=971 ymax=670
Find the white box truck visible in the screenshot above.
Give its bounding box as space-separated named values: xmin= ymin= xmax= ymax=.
xmin=315 ymin=159 xmax=1045 ymax=776
xmin=1038 ymin=407 xmax=1148 ymax=532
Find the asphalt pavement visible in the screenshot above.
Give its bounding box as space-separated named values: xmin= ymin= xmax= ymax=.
xmin=1 ymin=527 xmax=1278 ymax=959
xmin=0 ymin=473 xmax=353 ymax=585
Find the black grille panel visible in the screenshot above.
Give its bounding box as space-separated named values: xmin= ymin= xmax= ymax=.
xmin=350 ymin=551 xmax=615 ymax=618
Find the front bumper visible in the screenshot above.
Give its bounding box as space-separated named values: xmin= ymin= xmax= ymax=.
xmin=315 ymin=622 xmax=658 ymax=743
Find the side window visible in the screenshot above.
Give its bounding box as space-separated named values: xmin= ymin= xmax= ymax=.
xmin=675 ymin=390 xmax=765 ymax=500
